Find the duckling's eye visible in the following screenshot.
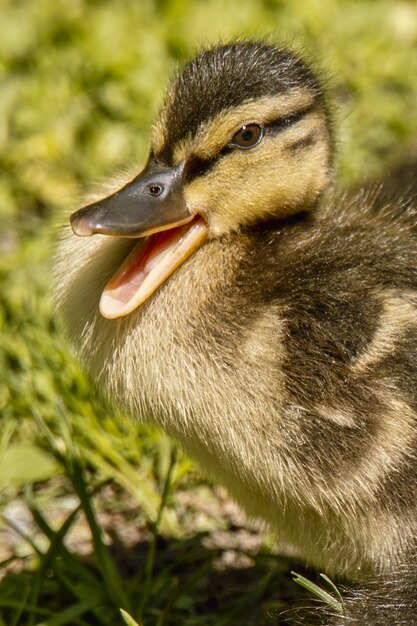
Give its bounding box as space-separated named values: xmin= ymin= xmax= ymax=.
xmin=231 ymin=124 xmax=263 ymax=149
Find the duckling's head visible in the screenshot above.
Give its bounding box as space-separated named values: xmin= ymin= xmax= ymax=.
xmin=154 ymin=41 xmax=332 ymax=234
xmin=70 ymin=41 xmax=332 ymax=319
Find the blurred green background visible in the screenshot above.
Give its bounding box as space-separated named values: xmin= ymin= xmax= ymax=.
xmin=1 ymin=0 xmax=417 ymax=624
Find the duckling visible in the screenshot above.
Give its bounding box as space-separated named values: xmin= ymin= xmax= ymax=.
xmin=55 ymin=41 xmax=417 ymax=624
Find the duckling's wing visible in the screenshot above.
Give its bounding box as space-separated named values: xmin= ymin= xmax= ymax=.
xmin=346 ymin=154 xmax=417 ymax=232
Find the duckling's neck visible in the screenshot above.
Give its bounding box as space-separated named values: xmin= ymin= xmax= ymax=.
xmin=59 ymin=217 xmax=297 ymax=466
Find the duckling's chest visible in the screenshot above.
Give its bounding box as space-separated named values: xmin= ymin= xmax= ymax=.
xmin=95 ymin=239 xmax=288 ymax=461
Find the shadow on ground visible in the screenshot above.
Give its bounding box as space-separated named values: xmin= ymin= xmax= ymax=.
xmin=0 ymin=527 xmax=323 ymax=626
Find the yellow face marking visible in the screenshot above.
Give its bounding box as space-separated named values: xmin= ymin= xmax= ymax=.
xmin=171 ymin=90 xmax=317 ymax=163
xmin=153 ymin=86 xmax=330 ymax=235
xmin=183 ymin=108 xmax=330 ymax=234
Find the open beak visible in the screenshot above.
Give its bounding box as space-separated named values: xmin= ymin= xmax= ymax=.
xmin=70 ymin=159 xmax=208 ymax=319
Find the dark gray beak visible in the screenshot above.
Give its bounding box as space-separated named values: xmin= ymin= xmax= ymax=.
xmin=70 ymin=160 xmax=192 ymax=237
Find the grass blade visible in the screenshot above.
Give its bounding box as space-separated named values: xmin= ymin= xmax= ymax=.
xmin=291 ymin=571 xmax=344 ymax=614
xmin=69 ymin=460 xmax=132 ymax=613
xmin=137 ymin=446 xmax=177 ymax=619
xmin=120 ymin=609 xmax=142 ymax=626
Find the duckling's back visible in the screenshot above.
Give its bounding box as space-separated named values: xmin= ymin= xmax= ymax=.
xmin=239 ymin=187 xmax=417 ymax=624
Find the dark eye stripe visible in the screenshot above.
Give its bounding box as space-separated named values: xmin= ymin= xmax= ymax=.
xmin=268 ymin=103 xmax=316 ymax=135
xmin=285 ymin=129 xmax=318 ymax=152
xmin=185 ymin=145 xmax=233 ymax=181
xmin=184 ymin=103 xmax=316 ymax=182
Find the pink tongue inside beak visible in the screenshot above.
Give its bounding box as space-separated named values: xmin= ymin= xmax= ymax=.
xmin=99 ymin=216 xmax=208 ymax=319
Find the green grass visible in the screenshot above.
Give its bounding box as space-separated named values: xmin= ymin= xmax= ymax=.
xmin=1 ymin=0 xmax=417 ymax=624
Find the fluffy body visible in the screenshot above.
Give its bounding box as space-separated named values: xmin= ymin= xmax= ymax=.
xmin=56 ymin=42 xmax=417 ymax=624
